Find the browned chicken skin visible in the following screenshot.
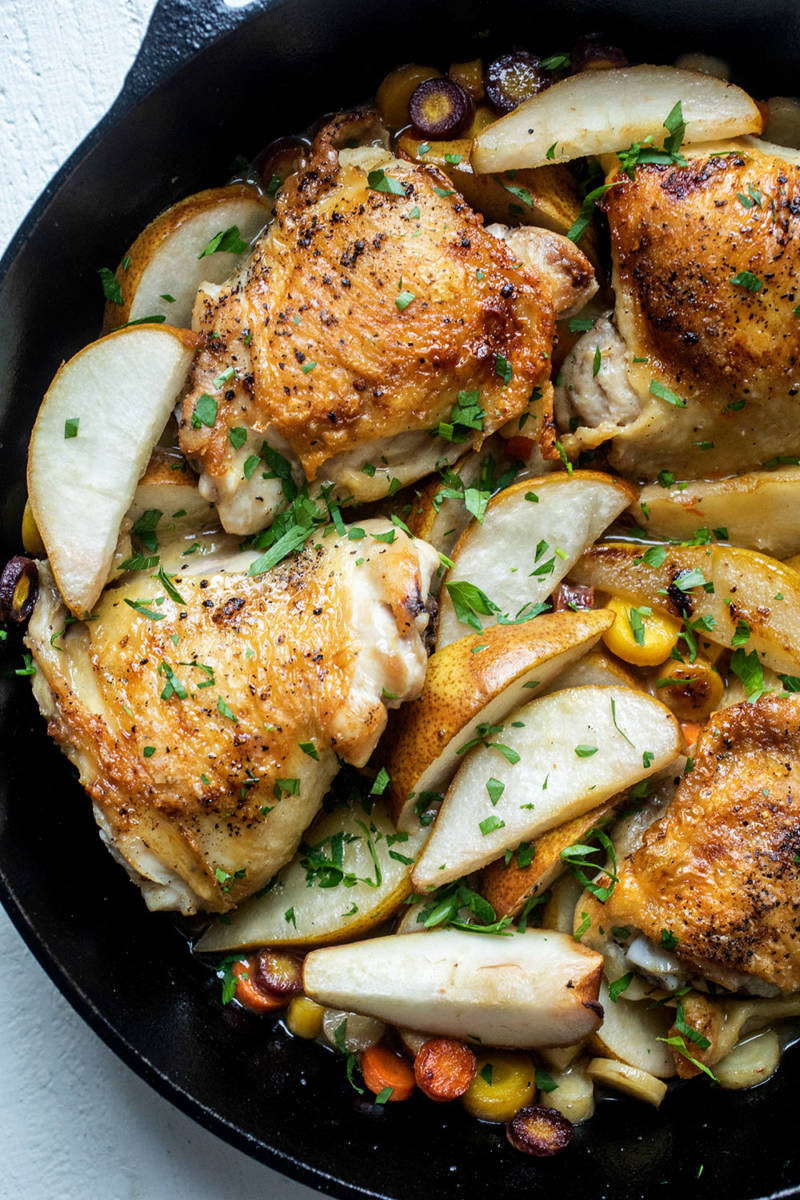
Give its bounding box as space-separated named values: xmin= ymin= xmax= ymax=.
xmin=558 ymin=142 xmax=800 ymax=480
xmin=180 ymin=112 xmax=560 ymax=533
xmin=26 ymin=522 xmax=437 ymax=914
xmin=606 ymin=695 xmax=800 ymax=994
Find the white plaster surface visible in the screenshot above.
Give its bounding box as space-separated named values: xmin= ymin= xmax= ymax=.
xmin=0 ymin=3 xmax=323 ymax=1197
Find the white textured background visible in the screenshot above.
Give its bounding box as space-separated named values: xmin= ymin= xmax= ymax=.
xmin=0 ymin=3 xmax=322 ymax=1197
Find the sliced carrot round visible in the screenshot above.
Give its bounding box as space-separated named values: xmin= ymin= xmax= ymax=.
xmin=233 ymin=958 xmax=288 ymax=1014
xmin=361 ymin=1042 xmax=416 ymax=1102
xmin=414 ymin=1038 xmax=477 ymax=1102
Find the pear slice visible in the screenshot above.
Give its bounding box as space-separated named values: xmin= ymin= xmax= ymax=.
xmin=103 ymin=184 xmax=270 ymax=330
xmin=27 ymin=325 xmax=197 ymax=615
xmin=541 ymin=647 xmax=638 ymax=693
xmin=633 ymin=467 xmax=800 ymax=560
xmin=406 ymin=443 xmax=496 ymax=574
xmin=436 ymin=472 xmax=634 ymax=650
xmin=303 ymin=928 xmax=604 ymax=1048
xmin=480 ymin=796 xmax=621 ymax=919
xmin=411 ymin=685 xmax=680 ymax=891
xmin=588 ymin=981 xmax=676 ymax=1079
xmin=572 ymin=541 xmax=800 ymax=674
xmin=386 ymin=610 xmax=613 ymax=833
xmin=472 ymin=65 xmax=762 ymax=174
xmin=128 ymin=447 xmax=217 ymax=533
xmin=196 ymin=801 xmax=426 ymax=953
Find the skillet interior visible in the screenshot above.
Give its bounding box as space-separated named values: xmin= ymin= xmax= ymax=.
xmin=1 ymin=0 xmax=800 ymax=1195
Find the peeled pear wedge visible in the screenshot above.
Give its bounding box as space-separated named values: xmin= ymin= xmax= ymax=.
xmin=411 ymin=685 xmax=679 ymax=891
xmin=588 ymin=980 xmax=676 ymax=1079
xmin=103 ymin=184 xmax=269 ymax=330
xmin=386 ymin=610 xmax=614 ymax=833
xmin=472 ymin=65 xmax=762 ymax=174
xmin=436 ymin=472 xmax=635 ymax=650
xmin=572 ymin=541 xmax=800 ymax=674
xmin=27 ymin=325 xmax=197 ymax=615
xmin=480 ymin=795 xmax=621 ymax=920
xmin=633 ymin=467 xmax=800 ymax=560
xmin=303 ymin=928 xmax=604 ymax=1048
xmin=574 ymin=893 xmax=675 ymax=1077
xmin=196 ymin=801 xmax=425 ymax=953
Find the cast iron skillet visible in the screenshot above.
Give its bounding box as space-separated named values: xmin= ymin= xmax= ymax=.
xmin=2 ymin=1 xmax=799 ymax=1196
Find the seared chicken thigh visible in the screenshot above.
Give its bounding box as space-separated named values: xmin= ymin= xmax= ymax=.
xmin=606 ymin=695 xmax=800 ymax=994
xmin=557 ymin=141 xmax=800 ymax=479
xmin=26 ymin=522 xmax=437 ymax=914
xmin=180 ymin=112 xmax=561 ymax=534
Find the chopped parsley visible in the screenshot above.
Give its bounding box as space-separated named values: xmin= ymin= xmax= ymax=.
xmin=370 ymin=767 xmax=390 ymax=796
xmin=198 ymin=225 xmax=248 ymax=258
xmin=64 ymin=417 xmax=79 ymax=439
xmin=650 ymin=378 xmax=687 ymax=408
xmin=486 ymin=777 xmax=505 ymax=806
xmin=437 ymin=390 xmax=485 ymax=442
xmin=617 ymin=101 xmax=687 ymax=179
xmin=124 ymin=597 xmax=166 ymax=621
xmin=608 ymin=973 xmax=634 ymax=1002
xmin=627 ymin=604 xmax=652 ymax=645
xmin=729 ymin=647 xmax=765 ymax=702
xmin=367 ymin=168 xmax=406 ymax=196
xmin=191 ymin=393 xmax=218 ymax=428
xmin=731 ymin=270 xmax=764 ymax=293
xmin=158 ymin=660 xmax=187 ymax=700
xmin=98 ymin=266 xmax=122 ymax=304
xmin=217 ymin=696 xmax=238 ymax=722
xmin=561 ymin=827 xmax=618 ymax=902
xmin=495 ymin=354 xmax=513 ymax=385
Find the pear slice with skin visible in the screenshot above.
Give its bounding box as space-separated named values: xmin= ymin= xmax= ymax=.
xmin=436 ymin=472 xmax=635 ymax=650
xmin=632 ymin=467 xmax=800 ymax=561
xmin=27 ymin=325 xmax=198 ymax=615
xmin=571 ymin=541 xmax=800 ymax=675
xmin=386 ymin=609 xmax=614 ymax=833
xmin=411 ymin=685 xmax=680 ymax=892
xmin=196 ymin=801 xmax=426 ymax=953
xmin=103 ymin=184 xmax=270 ymax=330
xmin=471 ymin=65 xmax=762 ymax=174
xmin=480 ymin=795 xmax=621 ymax=920
xmin=303 ymin=928 xmax=604 ymax=1048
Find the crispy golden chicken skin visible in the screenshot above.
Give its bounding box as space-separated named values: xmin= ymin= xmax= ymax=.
xmin=25 ymin=523 xmax=437 ymax=915
xmin=180 ymin=112 xmax=558 ymax=533
xmin=559 ymin=143 xmax=800 ymax=480
xmin=606 ymin=695 xmax=800 ymax=993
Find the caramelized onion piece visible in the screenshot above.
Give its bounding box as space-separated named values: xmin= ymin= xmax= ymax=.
xmin=251 ymin=949 xmax=304 ymax=999
xmin=485 ymin=52 xmax=550 ymax=115
xmin=408 ymin=78 xmax=475 ymax=139
xmin=553 ymin=582 xmax=595 ymax=612
xmin=0 ymin=556 xmax=38 ymax=624
xmin=254 ymin=136 xmax=309 ymax=195
xmin=449 ymin=58 xmax=485 ymax=101
xmin=571 ymin=33 xmax=628 ymax=72
xmin=507 ymin=1104 xmax=574 ymax=1156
